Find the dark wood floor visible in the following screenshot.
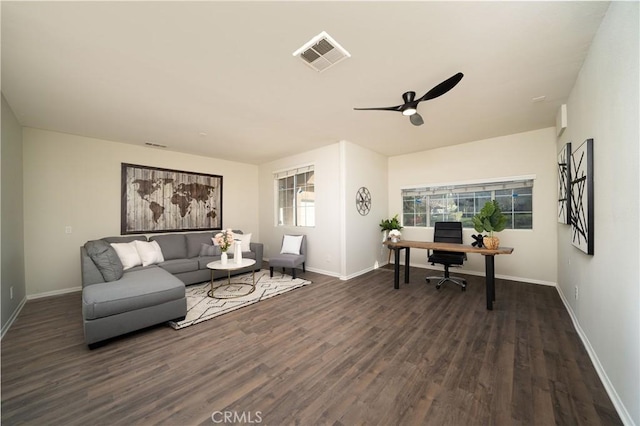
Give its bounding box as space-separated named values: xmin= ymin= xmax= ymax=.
xmin=1 ymin=266 xmax=621 ymax=425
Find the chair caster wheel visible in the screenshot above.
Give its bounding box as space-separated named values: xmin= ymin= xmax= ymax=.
xmin=461 ymin=286 xmax=466 ymax=292
xmin=436 ymin=285 xmax=441 ymax=290
xmin=426 ymin=278 xmax=430 ymax=283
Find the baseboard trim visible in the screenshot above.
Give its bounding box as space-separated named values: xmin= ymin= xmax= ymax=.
xmin=1 ymin=296 xmax=27 ymax=340
xmin=304 ymin=266 xmax=341 ymax=279
xmin=27 ymin=286 xmax=82 ymax=300
xmin=340 ymin=265 xmax=376 ymax=281
xmin=555 ymin=285 xmax=634 ymax=426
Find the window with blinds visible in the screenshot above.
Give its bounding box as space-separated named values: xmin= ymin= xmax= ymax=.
xmin=274 ymin=165 xmax=315 ymax=227
xmin=402 ymin=177 xmax=534 ymax=230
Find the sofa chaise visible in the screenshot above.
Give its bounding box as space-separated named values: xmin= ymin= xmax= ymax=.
xmin=81 ymin=231 xmax=262 ymax=347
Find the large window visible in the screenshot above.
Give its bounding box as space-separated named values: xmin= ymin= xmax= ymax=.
xmin=402 ymin=178 xmax=533 ymax=229
xmin=275 ymin=165 xmax=315 ymax=227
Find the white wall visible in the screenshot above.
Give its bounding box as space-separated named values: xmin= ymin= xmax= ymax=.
xmin=1 ymin=94 xmax=26 ymax=334
xmin=258 ymin=143 xmax=342 ymax=277
xmin=341 ymin=141 xmax=388 ymax=278
xmin=388 ymin=127 xmax=558 ymax=285
xmin=258 ymin=140 xmax=387 ymax=280
xmin=557 ymin=2 xmax=639 ymax=424
xmin=22 ymin=128 xmax=259 ymax=296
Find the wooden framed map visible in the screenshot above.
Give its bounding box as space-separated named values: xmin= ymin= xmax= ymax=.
xmin=121 ymin=163 xmax=223 ymax=234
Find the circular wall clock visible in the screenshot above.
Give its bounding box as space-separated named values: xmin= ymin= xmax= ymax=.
xmin=356 ymin=187 xmax=372 ymax=216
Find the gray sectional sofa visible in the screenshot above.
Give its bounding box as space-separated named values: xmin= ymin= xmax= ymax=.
xmin=80 ymin=231 xmax=263 ymax=347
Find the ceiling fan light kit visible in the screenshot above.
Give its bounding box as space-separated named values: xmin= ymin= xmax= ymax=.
xmin=354 ymin=72 xmax=464 ymax=126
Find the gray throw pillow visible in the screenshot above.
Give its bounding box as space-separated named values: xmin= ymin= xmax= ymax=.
xmin=199 ymin=243 xmax=221 ymax=257
xmin=85 ymin=240 xmax=124 ymax=282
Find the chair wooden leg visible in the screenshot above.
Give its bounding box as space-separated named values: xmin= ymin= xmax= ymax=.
xmin=292 ymin=268 xmax=297 ymax=279
xmin=302 ymin=262 xmax=306 ymax=273
xmin=269 ymin=266 xmax=274 ymax=277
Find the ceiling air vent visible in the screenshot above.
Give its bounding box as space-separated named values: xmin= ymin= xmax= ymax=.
xmin=293 ymin=31 xmax=351 ymax=73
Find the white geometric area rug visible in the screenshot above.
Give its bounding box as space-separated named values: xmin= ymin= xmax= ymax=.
xmin=168 ymin=270 xmax=312 ymax=330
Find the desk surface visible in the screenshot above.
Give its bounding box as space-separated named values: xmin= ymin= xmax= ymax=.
xmin=384 ymin=239 xmax=514 ymax=255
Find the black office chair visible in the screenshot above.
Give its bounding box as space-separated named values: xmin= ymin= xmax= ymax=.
xmin=426 ymin=222 xmax=467 ymax=291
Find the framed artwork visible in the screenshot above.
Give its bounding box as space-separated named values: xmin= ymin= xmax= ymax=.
xmin=557 ymin=142 xmax=571 ymax=224
xmin=356 ymin=186 xmax=372 ymax=216
xmin=570 ymin=139 xmax=594 ymax=255
xmin=121 ymin=163 xmax=223 ymax=234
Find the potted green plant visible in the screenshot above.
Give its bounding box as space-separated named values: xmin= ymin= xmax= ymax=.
xmin=472 ymin=200 xmax=507 ymax=249
xmin=379 ymin=214 xmax=403 ymax=242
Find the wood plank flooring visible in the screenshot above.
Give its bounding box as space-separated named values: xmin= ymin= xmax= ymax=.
xmin=1 ymin=266 xmax=622 ymax=425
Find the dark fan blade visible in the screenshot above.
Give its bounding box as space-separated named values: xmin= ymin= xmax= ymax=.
xmin=419 ymin=72 xmax=464 ymax=102
xmin=410 ymin=113 xmax=424 ymax=126
xmin=353 ymin=105 xmax=402 ymax=112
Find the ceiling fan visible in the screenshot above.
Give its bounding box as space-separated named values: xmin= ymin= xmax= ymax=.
xmin=353 ymin=72 xmax=464 ymax=126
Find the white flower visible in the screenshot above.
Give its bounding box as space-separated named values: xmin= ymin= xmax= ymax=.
xmin=388 ymin=229 xmax=402 ymax=238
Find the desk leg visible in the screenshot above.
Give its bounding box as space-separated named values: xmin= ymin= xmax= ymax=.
xmin=393 ymin=248 xmax=401 ymax=289
xmin=404 ymin=247 xmax=411 ymax=284
xmin=485 ymin=255 xmax=495 ymax=310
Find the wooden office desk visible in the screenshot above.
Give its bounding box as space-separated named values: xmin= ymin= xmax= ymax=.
xmin=384 ymin=240 xmax=514 ymax=310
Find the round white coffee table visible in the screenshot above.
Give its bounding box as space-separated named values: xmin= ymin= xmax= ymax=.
xmin=206 ymin=258 xmax=256 ymax=299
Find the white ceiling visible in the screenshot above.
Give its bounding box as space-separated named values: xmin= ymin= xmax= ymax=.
xmin=2 ymin=1 xmax=610 ymax=165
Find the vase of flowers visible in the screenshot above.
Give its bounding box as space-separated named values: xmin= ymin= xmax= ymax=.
xmin=214 ymin=229 xmax=235 ymax=264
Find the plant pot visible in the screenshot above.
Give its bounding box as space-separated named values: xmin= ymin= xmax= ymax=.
xmin=483 ymin=236 xmax=500 ymax=250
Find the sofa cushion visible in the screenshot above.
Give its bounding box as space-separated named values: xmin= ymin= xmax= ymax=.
xmin=186 ymin=232 xmax=215 ymax=258
xmin=82 ymin=267 xmax=184 ymax=320
xmin=158 ymin=258 xmax=199 ymax=275
xmin=150 ymin=234 xmax=187 ymax=260
xmin=103 ymin=235 xmax=147 ymax=244
xmin=84 ymin=240 xmax=124 ymax=282
xmin=199 ymin=243 xmax=221 ymax=257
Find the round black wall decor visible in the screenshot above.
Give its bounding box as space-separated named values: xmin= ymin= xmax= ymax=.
xmin=356 ymin=187 xmax=372 ymax=216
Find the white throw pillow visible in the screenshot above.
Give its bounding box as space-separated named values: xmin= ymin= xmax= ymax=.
xmin=134 ymin=240 xmax=165 ymax=267
xmin=236 ymin=233 xmax=252 ymax=252
xmin=281 ymin=235 xmax=303 ymax=255
xmin=111 ymin=241 xmax=143 ymax=270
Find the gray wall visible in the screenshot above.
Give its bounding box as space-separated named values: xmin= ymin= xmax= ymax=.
xmin=1 ymin=93 xmax=26 ymax=336
xmin=556 ymin=2 xmax=639 ymax=424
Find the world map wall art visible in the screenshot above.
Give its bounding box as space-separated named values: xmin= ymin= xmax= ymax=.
xmin=121 ymin=163 xmax=223 ymax=234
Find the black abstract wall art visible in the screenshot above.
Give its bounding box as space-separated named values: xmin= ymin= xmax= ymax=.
xmin=570 ymin=139 xmax=594 ymax=255
xmin=557 ymin=142 xmax=571 ymax=224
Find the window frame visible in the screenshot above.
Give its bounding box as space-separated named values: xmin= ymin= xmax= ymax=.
xmin=401 ymin=176 xmax=535 ymax=230
xmin=274 ymin=164 xmax=315 ymax=227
